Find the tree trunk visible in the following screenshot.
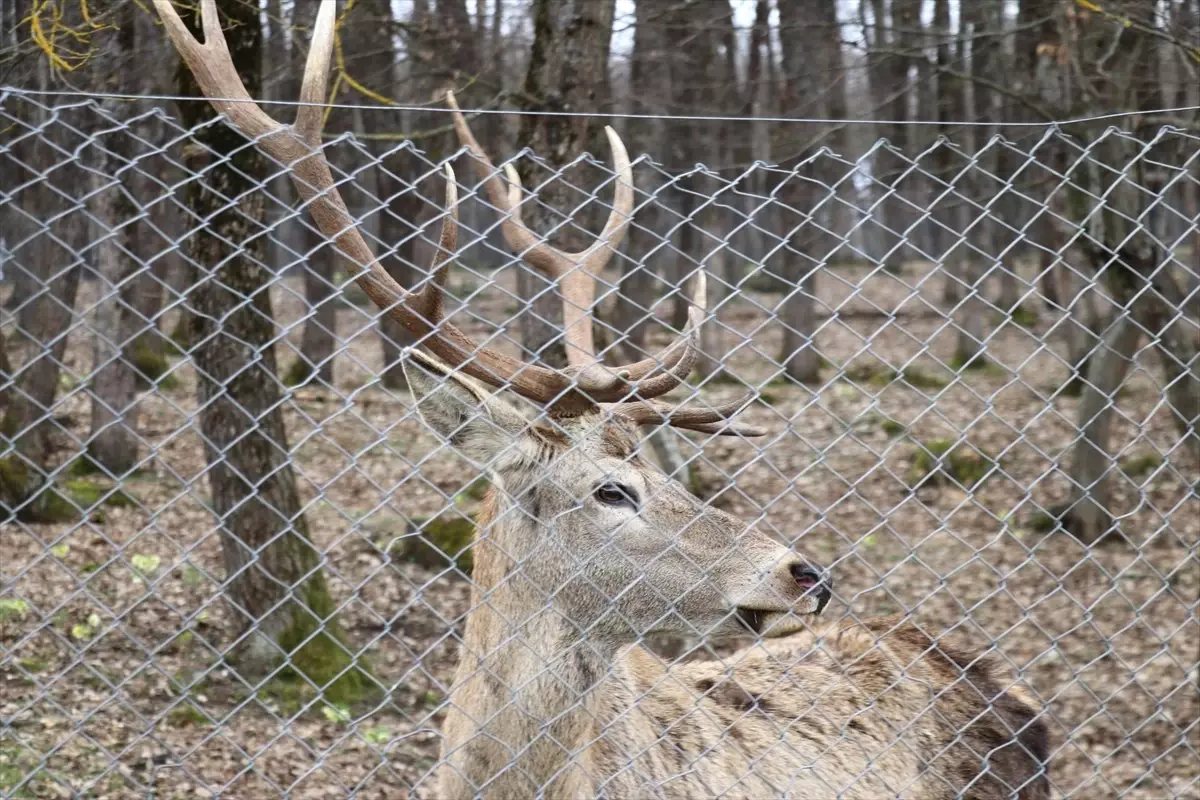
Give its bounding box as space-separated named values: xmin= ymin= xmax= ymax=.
xmin=0 ymin=201 xmax=84 ymax=521
xmin=612 ymin=0 xmax=670 ymax=357
xmin=286 ymin=1 xmax=338 ymax=387
xmin=1158 ymin=304 xmax=1200 ymax=469
xmin=87 ymin=112 xmax=142 ymax=475
xmin=0 ymin=65 xmax=86 ymax=521
xmin=173 ymin=0 xmax=370 ymax=699
xmin=1056 ymin=313 xmax=1141 ymax=542
xmin=513 ymin=0 xmax=616 ymax=367
xmin=775 ymin=0 xmax=827 ymax=383
xmin=289 ymin=221 xmax=337 ymax=386
xmin=86 ymin=7 xmax=144 ymax=474
xmin=953 ymin=4 xmax=992 ymax=367
xmin=690 ymin=2 xmax=735 ymax=382
xmin=0 ymin=327 xmax=12 ymax=410
xmin=347 ymin=0 xmax=418 ymax=391
xmin=121 ymin=7 xmax=177 ymax=384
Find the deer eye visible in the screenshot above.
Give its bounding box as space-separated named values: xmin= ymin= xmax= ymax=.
xmin=594 ymin=482 xmax=638 ymax=509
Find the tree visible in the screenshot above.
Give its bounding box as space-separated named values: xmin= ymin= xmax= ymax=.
xmin=281 ymin=0 xmax=339 ymax=388
xmin=171 ymin=0 xmax=370 ymax=699
xmin=611 ymin=0 xmax=671 ymax=359
xmin=775 ymin=0 xmax=840 ymax=383
xmin=1047 ymin=5 xmax=1200 ymax=541
xmin=87 ymin=2 xmax=149 ymax=475
xmin=512 ymin=0 xmax=616 ymax=367
xmin=0 ymin=5 xmax=87 ymax=521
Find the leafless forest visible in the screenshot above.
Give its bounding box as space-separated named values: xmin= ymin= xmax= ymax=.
xmin=0 ymin=0 xmax=1198 ymax=797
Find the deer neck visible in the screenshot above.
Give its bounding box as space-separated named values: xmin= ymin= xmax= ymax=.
xmin=435 ymin=490 xmax=612 ymax=798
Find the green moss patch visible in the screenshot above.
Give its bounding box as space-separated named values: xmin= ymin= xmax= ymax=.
xmin=0 ymin=739 xmax=47 ymax=797
xmin=906 ymin=438 xmax=996 ymax=490
xmin=166 ymin=703 xmax=211 ymax=728
xmin=0 ymin=458 xmax=80 ymax=523
xmin=456 ymin=477 xmax=490 ymax=504
xmin=128 ymin=338 xmax=177 ymax=388
xmin=283 ymin=359 xmax=316 ymax=388
xmin=389 ymin=514 xmax=476 ymax=573
xmin=845 ymin=361 xmax=950 ymax=391
xmin=948 ymin=353 xmax=991 ymax=372
xmin=1007 ymin=304 xmax=1039 ymax=329
xmin=61 ymin=479 xmax=135 ymax=511
xmin=1120 ymin=453 xmax=1163 ymax=479
xmin=1027 ymin=511 xmax=1059 ymax=534
xmin=272 ymin=585 xmax=377 ymax=708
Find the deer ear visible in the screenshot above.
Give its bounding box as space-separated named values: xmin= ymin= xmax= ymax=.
xmin=401 ymin=349 xmax=530 ymax=465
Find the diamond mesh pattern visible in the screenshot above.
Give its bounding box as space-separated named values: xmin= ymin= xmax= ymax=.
xmin=0 ymin=92 xmax=1197 ymax=798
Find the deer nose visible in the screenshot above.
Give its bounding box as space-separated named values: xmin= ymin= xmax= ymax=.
xmin=790 ymin=563 xmax=833 ymax=613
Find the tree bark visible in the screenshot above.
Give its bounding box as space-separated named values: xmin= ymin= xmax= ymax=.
xmin=1057 ymin=312 xmax=1141 ymax=542
xmin=952 ymin=3 xmax=993 ymax=367
xmin=350 ymin=0 xmax=419 ymax=391
xmin=87 ymin=117 xmax=142 ymax=475
xmin=775 ymin=0 xmax=828 ymax=383
xmin=0 ymin=59 xmax=86 ymax=521
xmin=691 ymin=2 xmax=735 ymax=382
xmin=513 ymin=0 xmax=617 ymax=367
xmin=612 ymin=0 xmax=669 ymax=357
xmin=173 ymin=0 xmax=369 ymax=698
xmin=87 ymin=7 xmax=143 ymax=475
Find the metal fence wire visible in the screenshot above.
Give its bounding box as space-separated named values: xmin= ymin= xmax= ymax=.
xmin=0 ymin=89 xmax=1198 ymax=799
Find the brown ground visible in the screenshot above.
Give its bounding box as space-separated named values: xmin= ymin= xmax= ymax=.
xmin=1 ymin=262 xmax=1197 ymax=799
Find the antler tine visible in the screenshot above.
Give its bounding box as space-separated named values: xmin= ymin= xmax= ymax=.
xmin=407 ymin=164 xmax=459 ymax=325
xmin=610 ymin=391 xmax=766 ymax=437
xmin=447 ymin=94 xmax=637 ymax=368
xmin=155 ymin=0 xmax=628 ymax=413
xmin=447 ymin=94 xmax=715 ymax=402
xmin=153 ymin=0 xmax=279 ymax=141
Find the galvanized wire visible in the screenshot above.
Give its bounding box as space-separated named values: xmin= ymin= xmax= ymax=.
xmin=0 ymin=92 xmax=1197 ymax=799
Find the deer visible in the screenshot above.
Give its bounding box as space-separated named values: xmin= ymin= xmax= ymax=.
xmin=153 ymin=2 xmax=1051 ymax=798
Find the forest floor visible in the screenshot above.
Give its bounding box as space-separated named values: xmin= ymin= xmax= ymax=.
xmin=1 ymin=261 xmax=1197 ymax=799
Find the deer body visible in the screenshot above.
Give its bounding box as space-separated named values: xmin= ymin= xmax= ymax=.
xmin=154 ymin=3 xmax=1050 ymax=797
xmin=427 ymin=434 xmax=1047 ymax=800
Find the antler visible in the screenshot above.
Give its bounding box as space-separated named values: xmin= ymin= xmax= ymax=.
xmin=155 ymin=0 xmax=623 ymax=413
xmin=447 ymin=95 xmax=706 ymax=394
xmin=448 ymin=102 xmax=762 ymax=435
xmin=156 ymin=0 xmax=760 ymax=434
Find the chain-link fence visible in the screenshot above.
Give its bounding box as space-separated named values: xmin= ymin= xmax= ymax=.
xmin=1 ymin=89 xmax=1198 ymax=798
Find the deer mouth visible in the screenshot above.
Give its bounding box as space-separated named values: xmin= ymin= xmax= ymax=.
xmin=736 ymin=608 xmax=808 ymax=637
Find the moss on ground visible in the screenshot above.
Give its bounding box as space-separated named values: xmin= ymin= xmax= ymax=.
xmin=1059 ymin=356 xmax=1093 ymax=397
xmin=389 ymin=514 xmax=476 ymax=573
xmin=845 ymin=362 xmax=950 ymax=391
xmin=1008 ymin=304 xmax=1039 ymax=329
xmin=128 ymin=338 xmax=177 ymax=388
xmin=906 ymin=438 xmax=996 ymax=490
xmin=0 ymin=458 xmax=79 ymax=523
xmin=66 ymin=455 xmax=104 ymax=477
xmin=456 ymin=477 xmax=490 ymax=504
xmin=948 ymin=353 xmax=990 ymax=372
xmin=166 ymin=703 xmax=211 ymax=728
xmin=283 ymin=359 xmax=316 ymax=388
xmin=0 ymin=738 xmax=46 ymax=797
xmin=1027 ymin=511 xmax=1059 ymax=533
xmin=61 ymin=478 xmax=135 ymax=511
xmin=272 ymin=582 xmax=377 ymax=708
xmin=1120 ymin=453 xmax=1163 ymax=478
